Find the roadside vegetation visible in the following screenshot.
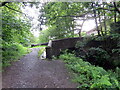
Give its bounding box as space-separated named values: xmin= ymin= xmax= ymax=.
xmin=1 ymin=2 xmax=35 ymax=68
xmin=41 ymin=2 xmax=120 ymax=88
xmin=2 ymin=43 xmax=29 ymax=67
xmin=58 ymin=24 xmax=120 ymax=88
xmin=59 ymin=52 xmax=120 ymax=89
xmin=1 ymin=1 xmax=120 ymax=88
xmin=58 ymin=23 xmax=120 ymax=88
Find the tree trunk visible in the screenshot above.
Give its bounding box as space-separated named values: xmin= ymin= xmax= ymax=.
xmin=98 ymin=10 xmax=104 ymax=36
xmin=113 ymin=2 xmax=117 ymax=23
xmin=78 ymin=19 xmax=86 ymax=37
xmin=113 ymin=2 xmax=120 ymax=14
xmin=92 ymin=2 xmax=101 ymax=36
xmin=103 ymin=3 xmax=107 ymax=35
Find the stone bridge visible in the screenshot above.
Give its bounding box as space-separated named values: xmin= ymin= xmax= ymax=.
xmin=46 ymin=37 xmax=83 ymax=59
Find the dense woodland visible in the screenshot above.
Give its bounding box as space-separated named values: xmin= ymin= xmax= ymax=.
xmin=1 ymin=1 xmax=120 ymax=89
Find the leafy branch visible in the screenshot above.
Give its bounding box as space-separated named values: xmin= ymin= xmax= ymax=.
xmin=4 ymin=5 xmax=26 ymax=15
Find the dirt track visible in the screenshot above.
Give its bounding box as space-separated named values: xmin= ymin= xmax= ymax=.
xmin=2 ymin=48 xmax=78 ymax=88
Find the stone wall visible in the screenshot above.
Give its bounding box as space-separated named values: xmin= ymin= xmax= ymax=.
xmin=46 ymin=37 xmax=83 ymax=59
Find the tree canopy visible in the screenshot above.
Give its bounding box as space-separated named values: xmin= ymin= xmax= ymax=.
xmin=1 ymin=2 xmax=34 ymax=67
xmin=38 ymin=2 xmax=120 ymax=43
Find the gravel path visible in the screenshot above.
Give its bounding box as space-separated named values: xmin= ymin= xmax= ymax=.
xmin=2 ymin=48 xmax=78 ymax=88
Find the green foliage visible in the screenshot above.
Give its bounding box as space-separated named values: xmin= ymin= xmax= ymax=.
xmin=76 ymin=35 xmax=97 ymax=48
xmin=39 ymin=2 xmax=87 ymax=42
xmin=38 ymin=27 xmax=54 ymax=43
xmin=1 ymin=2 xmax=33 ymax=68
xmin=90 ymin=75 xmax=112 ymax=88
xmin=75 ymin=33 xmax=120 ymax=69
xmin=112 ymin=49 xmax=120 ymax=54
xmin=110 ymin=21 xmax=120 ymax=34
xmin=59 ymin=52 xmax=120 ymax=89
xmin=111 ymin=48 xmax=120 ymax=67
xmin=2 ymin=42 xmax=28 ymax=67
xmin=39 ymin=1 xmax=120 ymax=41
xmin=86 ymin=47 xmax=110 ymax=67
xmin=2 ymin=2 xmax=31 ymax=46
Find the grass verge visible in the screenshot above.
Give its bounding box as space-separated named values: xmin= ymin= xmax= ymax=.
xmin=2 ymin=43 xmax=31 ymax=68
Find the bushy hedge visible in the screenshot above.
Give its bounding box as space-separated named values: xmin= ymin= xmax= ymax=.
xmin=86 ymin=47 xmax=113 ymax=69
xmin=59 ymin=52 xmax=120 ymax=89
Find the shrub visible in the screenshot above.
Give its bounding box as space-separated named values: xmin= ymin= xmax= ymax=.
xmin=2 ymin=42 xmax=28 ymax=67
xmin=86 ymin=47 xmax=111 ymax=68
xmin=75 ymin=35 xmax=97 ymax=49
xmin=110 ymin=21 xmax=120 ymax=34
xmin=75 ymin=34 xmax=120 ymax=69
xmin=75 ymin=36 xmax=103 ymax=60
xmin=111 ymin=48 xmax=120 ymax=67
xmin=59 ymin=52 xmax=120 ymax=89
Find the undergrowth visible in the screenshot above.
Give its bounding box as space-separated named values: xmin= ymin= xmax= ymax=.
xmin=2 ymin=42 xmax=30 ymax=68
xmin=59 ymin=52 xmax=120 ymax=89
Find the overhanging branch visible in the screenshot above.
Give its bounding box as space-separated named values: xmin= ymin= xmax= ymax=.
xmin=0 ymin=2 xmax=10 ymax=7
xmin=57 ymin=15 xmax=85 ymax=18
xmin=57 ymin=12 xmax=91 ymax=18
xmin=4 ymin=5 xmax=27 ymax=16
xmin=96 ymin=6 xmax=120 ymax=14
